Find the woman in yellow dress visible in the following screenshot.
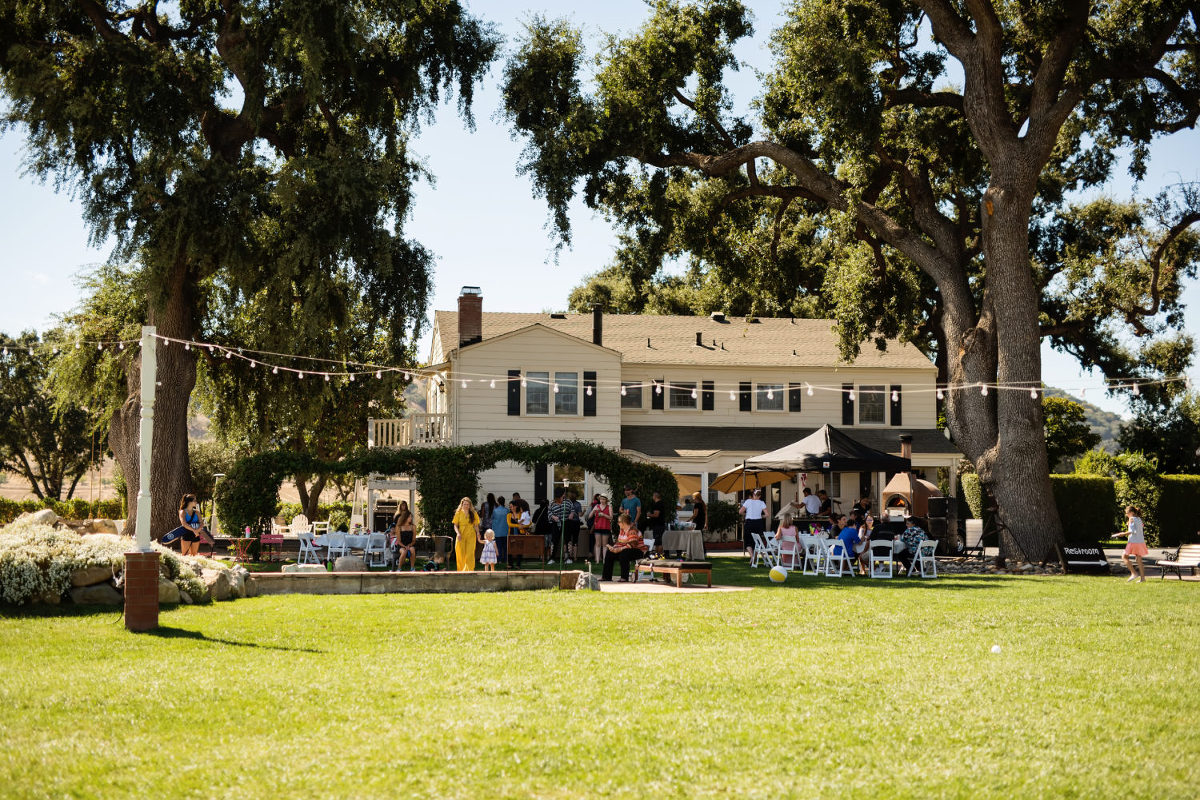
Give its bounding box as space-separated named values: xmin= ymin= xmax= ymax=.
xmin=451 ymin=497 xmax=482 ymax=571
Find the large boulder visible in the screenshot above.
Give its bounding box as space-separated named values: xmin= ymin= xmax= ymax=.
xmin=36 ymin=590 xmax=62 ymax=605
xmin=227 ymin=566 xmax=249 ymax=598
xmin=179 ymin=589 xmax=194 ymax=605
xmin=158 ymin=578 xmax=181 ymax=604
xmin=201 ymin=568 xmax=233 ymax=601
xmin=333 ymin=555 xmax=367 ymax=573
xmin=71 ymin=564 xmax=115 ymax=587
xmin=86 ymin=519 xmax=119 ymax=535
xmin=282 ymin=564 xmax=327 ymax=574
xmin=16 ymin=508 xmax=59 ymax=527
xmin=69 ymin=582 xmax=122 ymax=605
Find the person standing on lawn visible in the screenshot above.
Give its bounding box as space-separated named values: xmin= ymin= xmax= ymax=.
xmin=739 ymin=488 xmax=768 ymax=557
xmin=1116 ymin=505 xmax=1148 ymax=583
xmin=452 ymin=498 xmax=482 ymax=572
xmin=489 ymin=496 xmax=510 ymax=569
xmin=587 ymin=494 xmax=613 ymax=564
xmin=620 ymin=486 xmax=642 ymax=530
xmin=161 ymin=494 xmax=209 ymax=556
xmin=601 ymin=513 xmax=648 ymax=582
xmin=479 ymin=529 xmax=498 ymax=572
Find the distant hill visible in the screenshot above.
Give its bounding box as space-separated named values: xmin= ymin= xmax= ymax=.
xmin=1044 ymin=386 xmax=1124 ymax=453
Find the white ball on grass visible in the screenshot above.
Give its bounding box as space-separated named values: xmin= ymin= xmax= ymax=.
xmin=769 ymin=565 xmax=789 ymax=583
xmin=990 ymin=644 xmax=1002 ymax=654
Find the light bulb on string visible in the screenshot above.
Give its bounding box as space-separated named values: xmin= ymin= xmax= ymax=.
xmin=553 ymin=383 xmax=559 ymax=394
xmin=848 ymin=389 xmax=855 ymax=401
xmin=185 ymin=343 xmax=191 ymax=351
xmin=620 ymin=386 xmax=628 ymax=397
xmin=729 ymin=390 xmax=736 ymax=401
xmin=936 ymin=388 xmax=944 ymax=400
xmin=489 ymin=379 xmax=496 ymax=389
xmin=890 ymin=390 xmax=898 ymax=402
xmin=806 ymin=383 xmax=813 ymax=396
xmin=1132 ymin=382 xmax=1140 ymax=396
xmin=75 ymin=341 xmax=80 ymax=350
xmin=376 ymin=371 xmax=382 ymax=379
xmin=586 ymin=386 xmax=593 ymax=397
xmin=324 ymin=374 xmax=331 ymax=382
xmin=96 ymin=343 xmax=102 ymax=351
xmin=1030 ymin=387 xmax=1038 ymax=399
xmin=690 ymin=387 xmax=697 ymax=399
xmin=521 ymin=378 xmax=527 ymax=388
xmin=348 ymin=373 xmax=354 ymax=382
xmin=655 ymin=382 xmax=662 ymax=395
xmin=298 ymin=371 xmax=304 ymax=379
xmin=224 ymin=350 xmax=231 ymax=359
xmin=981 ymin=384 xmax=988 ymax=396
xmin=272 ymin=366 xmax=279 ymax=375
xmin=250 ymin=361 xmax=257 ymax=368
xmin=766 ymin=389 xmax=774 ymax=400
xmin=461 ymin=379 xmax=468 ymax=388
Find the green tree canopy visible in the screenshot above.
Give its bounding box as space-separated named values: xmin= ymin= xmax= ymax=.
xmin=502 ymin=0 xmax=1200 ymax=560
xmin=1042 ymin=396 xmax=1101 ymax=470
xmin=0 ymin=332 xmax=104 ymax=500
xmin=1 ymin=0 xmax=498 ymax=536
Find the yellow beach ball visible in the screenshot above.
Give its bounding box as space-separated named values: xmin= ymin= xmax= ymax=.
xmin=769 ymin=565 xmax=788 ymax=583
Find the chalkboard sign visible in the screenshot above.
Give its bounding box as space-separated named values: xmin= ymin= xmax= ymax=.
xmin=1057 ymin=542 xmax=1111 ymax=574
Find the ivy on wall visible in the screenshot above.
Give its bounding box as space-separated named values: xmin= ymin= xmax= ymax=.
xmin=215 ymin=440 xmax=679 ymax=536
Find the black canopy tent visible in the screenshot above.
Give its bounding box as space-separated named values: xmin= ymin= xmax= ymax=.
xmin=743 ymin=424 xmax=912 ymax=473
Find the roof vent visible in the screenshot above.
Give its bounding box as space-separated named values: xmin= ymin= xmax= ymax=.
xmin=550 ymin=313 xmax=567 ymax=319
xmin=710 ymin=312 xmax=727 ymax=323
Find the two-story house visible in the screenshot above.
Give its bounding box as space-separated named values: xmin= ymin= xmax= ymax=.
xmin=367 ymin=287 xmax=960 ymax=524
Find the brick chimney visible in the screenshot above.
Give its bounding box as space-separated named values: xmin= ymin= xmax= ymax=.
xmin=899 ymin=433 xmax=913 ymax=462
xmin=458 ymin=286 xmax=482 ymax=348
xmin=592 ymin=304 xmax=603 ymax=346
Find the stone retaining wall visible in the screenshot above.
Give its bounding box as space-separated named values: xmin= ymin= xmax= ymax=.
xmin=247 ymin=570 xmax=581 ymax=596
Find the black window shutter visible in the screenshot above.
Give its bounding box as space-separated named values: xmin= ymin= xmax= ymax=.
xmin=890 ymin=384 xmax=902 ymax=426
xmin=583 ymin=371 xmax=597 ymax=416
xmin=842 ymin=383 xmax=855 ymax=425
xmin=739 ymin=381 xmax=752 ymax=412
xmin=652 ymin=380 xmax=665 ymax=410
xmin=507 ymin=370 xmax=521 ymax=416
xmin=534 ymin=463 xmax=548 ymax=502
xmin=702 ymin=380 xmax=714 ymax=411
xmin=788 ymin=382 xmax=802 ymax=412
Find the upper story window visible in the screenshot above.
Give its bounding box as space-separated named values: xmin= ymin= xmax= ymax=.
xmin=554 ymin=372 xmax=578 ymax=415
xmin=858 ymin=385 xmax=886 ymax=424
xmin=757 ymin=383 xmax=784 ymax=411
xmin=620 ymin=382 xmax=643 ymax=409
xmin=526 ymin=371 xmax=550 ymax=415
xmin=669 ymin=381 xmax=698 ymax=410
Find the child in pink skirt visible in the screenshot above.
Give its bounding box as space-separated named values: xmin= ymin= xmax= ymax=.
xmin=1116 ymin=505 xmax=1147 ymax=582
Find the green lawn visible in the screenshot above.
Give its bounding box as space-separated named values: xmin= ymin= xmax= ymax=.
xmin=1 ymin=568 xmax=1197 ymax=799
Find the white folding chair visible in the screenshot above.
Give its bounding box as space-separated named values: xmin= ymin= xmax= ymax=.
xmin=800 ymin=534 xmax=825 ymax=575
xmin=777 ymin=532 xmax=802 ymax=569
xmin=296 ymin=530 xmax=323 ymax=565
xmin=824 ymin=539 xmax=854 ymax=577
xmin=312 ymin=520 xmax=330 ymax=535
xmin=364 ymin=532 xmax=389 ymax=568
xmin=750 ymin=531 xmax=778 ymax=569
xmin=869 ymin=540 xmax=894 ymax=579
xmin=325 ymin=531 xmax=349 ymax=561
xmin=910 ymin=539 xmax=938 ymax=578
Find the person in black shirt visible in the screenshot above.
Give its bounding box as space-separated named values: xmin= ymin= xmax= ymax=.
xmin=646 ymin=490 xmax=668 ymax=556
xmin=690 ymin=492 xmax=707 ymax=532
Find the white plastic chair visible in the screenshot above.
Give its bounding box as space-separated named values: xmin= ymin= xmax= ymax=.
xmin=364 ymin=532 xmax=389 ymax=568
xmin=296 ymin=530 xmax=323 ymax=565
xmin=290 ymin=514 xmax=312 ymax=535
xmin=823 ymin=539 xmax=854 ymax=577
xmin=777 ymin=531 xmax=802 ymax=569
xmin=750 ymin=531 xmax=778 ymax=569
xmin=325 ymin=531 xmax=349 ymax=561
xmin=800 ymin=534 xmax=825 ymax=575
xmin=909 ymin=539 xmax=938 ymax=578
xmin=869 ymin=540 xmax=894 ymax=579
xmin=312 ymin=520 xmax=330 ymax=535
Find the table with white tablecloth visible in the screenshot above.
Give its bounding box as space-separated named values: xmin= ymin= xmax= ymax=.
xmin=662 ymin=528 xmax=706 ymax=560
xmin=313 ymin=533 xmax=371 ymax=551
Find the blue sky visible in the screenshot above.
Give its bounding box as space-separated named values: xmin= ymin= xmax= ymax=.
xmin=1 ymin=0 xmax=1197 ymax=418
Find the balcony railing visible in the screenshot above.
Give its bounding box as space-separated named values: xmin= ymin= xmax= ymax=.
xmin=367 ymin=414 xmax=451 ymax=448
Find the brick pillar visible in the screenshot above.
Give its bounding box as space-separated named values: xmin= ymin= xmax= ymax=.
xmin=124 ymin=551 xmax=160 ymax=632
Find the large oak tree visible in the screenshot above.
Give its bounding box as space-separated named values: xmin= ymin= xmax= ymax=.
xmin=503 ymin=0 xmax=1200 ymax=560
xmin=1 ymin=1 xmax=497 ymax=536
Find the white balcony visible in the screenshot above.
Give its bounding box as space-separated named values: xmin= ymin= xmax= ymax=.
xmin=367 ymin=414 xmax=451 ymax=448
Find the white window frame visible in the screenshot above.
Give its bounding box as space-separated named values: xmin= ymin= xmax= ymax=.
xmin=668 ymin=380 xmax=699 ymax=411
xmin=621 ymin=381 xmax=644 ymax=410
xmin=525 ymin=371 xmax=550 ymax=416
xmin=756 ymin=382 xmax=785 ymax=412
xmin=858 ymin=384 xmax=886 ymax=425
xmin=554 ymin=371 xmax=579 ymax=416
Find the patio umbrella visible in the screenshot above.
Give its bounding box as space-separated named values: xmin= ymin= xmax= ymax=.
xmin=709 ymin=464 xmax=794 ymax=494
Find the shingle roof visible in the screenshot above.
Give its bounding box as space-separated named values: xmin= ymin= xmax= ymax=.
xmin=620 ymin=426 xmax=959 ymax=459
xmin=434 ymin=311 xmax=934 ymax=369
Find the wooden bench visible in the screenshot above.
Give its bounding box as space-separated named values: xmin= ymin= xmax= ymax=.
xmin=1158 ymin=543 xmax=1200 ymax=580
xmin=635 ymin=559 xmax=712 ymax=588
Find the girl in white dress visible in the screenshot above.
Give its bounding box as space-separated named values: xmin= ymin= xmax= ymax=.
xmin=479 ymin=529 xmax=498 ymax=572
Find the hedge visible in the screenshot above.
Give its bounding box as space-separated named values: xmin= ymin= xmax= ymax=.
xmin=0 ymin=497 xmax=125 ymax=526
xmin=1158 ymin=475 xmax=1200 ymax=547
xmin=216 ymin=440 xmax=679 ymax=538
xmin=1049 ymin=475 xmax=1118 ymax=541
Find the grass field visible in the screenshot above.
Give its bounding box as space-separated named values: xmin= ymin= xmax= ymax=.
xmin=1 ymin=566 xmax=1197 ymax=799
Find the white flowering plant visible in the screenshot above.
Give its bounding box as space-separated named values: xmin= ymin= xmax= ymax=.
xmin=0 ymin=519 xmax=229 ymax=606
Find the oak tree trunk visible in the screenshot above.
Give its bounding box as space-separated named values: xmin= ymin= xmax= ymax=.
xmin=111 ymin=262 xmax=197 ymax=539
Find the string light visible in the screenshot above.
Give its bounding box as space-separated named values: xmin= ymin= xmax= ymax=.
xmin=348 ymin=373 xmax=353 ymax=381
xmin=890 ymin=389 xmax=898 ymax=402
xmin=461 ymin=379 xmax=468 ymax=388
xmin=324 ymin=374 xmax=331 ymax=382
xmin=620 ymin=386 xmax=628 ymax=396
xmin=186 ymin=343 xmax=191 ymax=351
xmin=1132 ymin=382 xmax=1140 ymax=396
xmin=521 ymin=378 xmax=527 ymax=388
xmin=766 ymin=389 xmax=774 ymax=400
xmin=936 ymin=388 xmax=944 ymax=400
xmin=655 ymin=382 xmax=662 ymax=395
xmin=489 ymin=379 xmax=496 ymax=389
xmin=848 ymin=389 xmax=855 ymax=401
xmin=729 ymin=390 xmax=736 ymax=401
xmin=586 ymin=386 xmax=593 ymax=397
xmin=75 ymin=341 xmax=81 ymax=350
xmin=806 ymin=383 xmax=813 ymax=396
xmin=1030 ymin=387 xmax=1038 ymax=399
xmin=225 ymin=350 xmax=232 ymax=359
xmin=690 ymin=387 xmax=697 ymax=400
xmin=273 ymin=366 xmax=279 ymax=375
xmin=376 ymin=371 xmax=382 ymax=379
xmin=298 ymin=372 xmax=304 ymax=379
xmin=553 ymin=383 xmax=559 ymax=394
xmin=97 ymin=343 xmax=102 ymax=351
xmin=981 ymin=384 xmax=988 ymax=396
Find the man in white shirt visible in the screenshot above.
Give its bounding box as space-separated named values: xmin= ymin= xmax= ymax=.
xmin=739 ymin=489 xmax=768 ymax=557
xmin=802 ymin=487 xmax=822 ymax=516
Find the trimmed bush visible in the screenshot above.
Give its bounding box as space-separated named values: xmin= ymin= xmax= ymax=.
xmin=1050 ymin=475 xmax=1118 ymax=541
xmin=0 ymin=497 xmax=127 ymax=526
xmin=706 ymin=500 xmax=739 ymax=535
xmin=1158 ymin=475 xmax=1200 ymax=547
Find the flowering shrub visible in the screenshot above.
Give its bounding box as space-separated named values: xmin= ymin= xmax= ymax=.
xmin=0 ymin=519 xmax=226 ymax=605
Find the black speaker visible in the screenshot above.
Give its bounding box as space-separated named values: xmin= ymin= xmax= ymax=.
xmin=927 ymin=496 xmax=948 ymax=518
